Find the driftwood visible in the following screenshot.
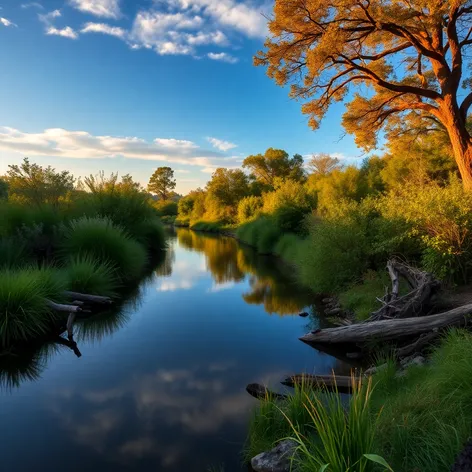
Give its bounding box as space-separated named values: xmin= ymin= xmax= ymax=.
xmin=52 ymin=335 xmax=82 ymax=358
xmin=46 ymin=300 xmax=82 ymax=313
xmin=246 ymin=383 xmax=287 ymax=401
xmin=394 ymin=331 xmax=440 ymax=358
xmin=63 ymin=291 xmax=112 ymax=304
xmin=301 ymin=303 xmax=472 ymax=345
xmin=281 ymin=374 xmax=355 ymax=394
xmin=369 ymin=259 xmax=440 ymax=321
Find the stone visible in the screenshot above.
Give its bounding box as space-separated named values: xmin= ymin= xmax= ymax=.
xmin=251 ymin=440 xmax=297 ymax=472
xmin=298 ymin=312 xmax=309 ymax=318
xmin=322 ymin=297 xmax=334 ymax=304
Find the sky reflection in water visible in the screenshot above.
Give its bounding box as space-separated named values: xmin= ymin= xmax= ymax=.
xmin=0 ymin=229 xmax=342 ymax=472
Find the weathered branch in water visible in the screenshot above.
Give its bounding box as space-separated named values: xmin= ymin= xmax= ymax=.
xmin=246 ymin=383 xmax=287 ymax=400
xmin=63 ymin=291 xmax=112 ymax=304
xmin=66 ymin=312 xmax=76 ymax=340
xmin=281 ymin=373 xmax=355 ymax=394
xmin=52 ymin=335 xmax=82 ymax=358
xmin=301 ymin=303 xmax=472 ymax=345
xmin=46 ymin=300 xmax=82 ymax=313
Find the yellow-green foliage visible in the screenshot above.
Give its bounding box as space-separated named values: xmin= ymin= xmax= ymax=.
xmin=152 ymin=199 xmax=178 ymax=217
xmin=262 ymin=179 xmax=314 ymax=213
xmin=379 ymin=179 xmax=472 ymax=282
xmin=237 ymin=195 xmax=263 ymax=223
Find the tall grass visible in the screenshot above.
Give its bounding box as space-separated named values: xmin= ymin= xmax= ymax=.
xmin=237 ymin=217 xmax=283 ymax=254
xmin=373 ymin=329 xmax=472 ymax=472
xmin=246 ymin=377 xmax=387 ymax=472
xmin=60 ymin=216 xmax=147 ymax=281
xmin=65 ymin=254 xmax=119 ymax=297
xmin=0 ymin=268 xmax=64 ymax=345
xmin=131 ymin=217 xmax=166 ymax=253
xmin=0 ymin=237 xmax=30 ymax=269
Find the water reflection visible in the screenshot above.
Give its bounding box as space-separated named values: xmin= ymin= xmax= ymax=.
xmin=175 ymin=229 xmax=314 ymax=315
xmin=0 ymin=230 xmax=340 ymax=472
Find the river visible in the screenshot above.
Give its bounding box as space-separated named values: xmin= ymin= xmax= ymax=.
xmin=0 ymin=229 xmax=344 ymax=472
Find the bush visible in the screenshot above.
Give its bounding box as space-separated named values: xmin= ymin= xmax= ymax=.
xmin=237 ymin=196 xmax=263 ymax=224
xmin=0 ymin=268 xmax=63 ymax=345
xmin=130 ymin=217 xmax=166 ymax=253
xmin=296 ymin=216 xmax=370 ymax=293
xmin=237 ymin=217 xmax=282 ymax=254
xmin=0 ymin=237 xmax=30 ymax=269
xmin=274 ymin=205 xmax=309 ymax=235
xmin=160 ymin=215 xmax=176 ymax=225
xmin=174 ymin=216 xmax=190 ymax=227
xmin=152 ymin=199 xmax=178 ymax=217
xmin=190 ymin=220 xmax=224 ymax=232
xmin=65 ymin=254 xmax=118 ymax=297
xmin=273 ymin=233 xmax=302 ymax=262
xmin=379 ymin=179 xmax=472 ymax=282
xmin=60 ymin=216 xmax=147 ymax=281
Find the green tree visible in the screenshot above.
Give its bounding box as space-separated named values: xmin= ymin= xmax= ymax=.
xmin=0 ymin=178 xmax=8 ymax=200
xmin=148 ymin=167 xmax=176 ymax=200
xmin=243 ymin=148 xmax=305 ymax=188
xmin=6 ymin=158 xmax=75 ymax=206
xmin=308 ymin=154 xmax=342 ymax=176
xmin=255 ymin=0 xmax=472 ymax=189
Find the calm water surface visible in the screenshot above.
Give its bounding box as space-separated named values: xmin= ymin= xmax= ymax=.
xmin=0 ymin=229 xmax=344 ymax=472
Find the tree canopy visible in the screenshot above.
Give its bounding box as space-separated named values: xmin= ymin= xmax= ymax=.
xmin=308 ymin=154 xmax=343 ymax=175
xmin=147 ymin=167 xmax=176 ymax=200
xmin=255 ymin=0 xmax=472 ymax=188
xmin=6 ymin=158 xmax=75 ymax=205
xmin=243 ymin=148 xmax=305 ymax=188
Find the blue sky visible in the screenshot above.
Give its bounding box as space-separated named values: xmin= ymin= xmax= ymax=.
xmin=0 ymin=0 xmax=362 ymax=193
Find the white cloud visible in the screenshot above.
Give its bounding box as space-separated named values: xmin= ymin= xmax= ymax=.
xmin=207 ymin=136 xmax=237 ymax=151
xmin=46 ymin=26 xmax=79 ymax=39
xmin=81 ymin=22 xmax=126 ymax=38
xmin=21 ymin=2 xmax=44 ymax=9
xmin=0 ymin=126 xmax=236 ymax=169
xmin=207 ymin=52 xmax=238 ymax=63
xmin=176 ymin=169 xmax=190 ymax=173
xmin=70 ymin=0 xmax=121 ymax=19
xmin=39 ymin=9 xmax=78 ymax=39
xmin=170 ymin=0 xmax=268 ymax=38
xmin=0 ymin=17 xmax=17 ymax=27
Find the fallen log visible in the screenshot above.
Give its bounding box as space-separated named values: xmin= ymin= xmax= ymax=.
xmin=246 ymin=383 xmax=287 ymax=401
xmin=66 ymin=312 xmax=76 ymax=340
xmin=281 ymin=374 xmax=355 ymax=394
xmin=63 ymin=291 xmax=112 ymax=304
xmin=300 ymin=303 xmax=472 ymax=345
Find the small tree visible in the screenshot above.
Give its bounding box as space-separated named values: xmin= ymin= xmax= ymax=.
xmin=308 ymin=154 xmax=342 ymax=176
xmin=6 ymin=158 xmax=75 ymax=206
xmin=148 ymin=167 xmax=176 ymax=200
xmin=243 ymin=148 xmax=306 ymax=188
xmin=255 ymin=0 xmax=472 ymax=189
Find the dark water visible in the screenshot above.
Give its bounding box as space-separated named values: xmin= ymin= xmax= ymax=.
xmin=0 ymin=229 xmax=345 ymax=472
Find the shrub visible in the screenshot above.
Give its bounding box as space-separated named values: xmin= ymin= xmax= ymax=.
xmin=65 ymin=254 xmax=118 ymax=297
xmin=160 ymin=215 xmax=176 ymax=225
xmin=130 ymin=217 xmax=166 ymax=253
xmin=273 ymin=233 xmax=302 ymax=262
xmin=60 ymin=216 xmax=147 ymax=281
xmin=0 ymin=268 xmax=63 ymax=345
xmin=274 ymin=205 xmax=309 ymax=235
xmin=190 ymin=220 xmax=224 ymax=232
xmin=174 ymin=216 xmax=190 ymax=227
xmin=296 ymin=216 xmax=370 ymax=293
xmin=237 ymin=196 xmax=263 ymax=224
xmin=378 ymin=179 xmax=472 ymax=282
xmin=152 ymin=199 xmax=178 ymax=217
xmin=0 ymin=237 xmax=30 ymax=269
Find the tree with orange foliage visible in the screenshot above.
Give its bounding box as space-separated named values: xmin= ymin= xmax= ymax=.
xmin=255 ymin=0 xmax=472 ymax=188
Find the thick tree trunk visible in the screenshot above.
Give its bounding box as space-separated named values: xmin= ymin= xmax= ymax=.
xmin=441 ymin=96 xmax=472 ymax=190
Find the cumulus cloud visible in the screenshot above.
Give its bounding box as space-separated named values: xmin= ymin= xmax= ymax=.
xmin=0 ymin=17 xmax=17 ymax=27
xmin=207 ymin=52 xmax=238 ymax=63
xmin=69 ymin=0 xmax=121 ymax=19
xmin=0 ymin=126 xmax=238 ymax=168
xmin=81 ymin=22 xmax=126 ymax=38
xmin=207 ymin=136 xmax=237 ymax=151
